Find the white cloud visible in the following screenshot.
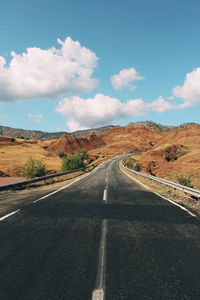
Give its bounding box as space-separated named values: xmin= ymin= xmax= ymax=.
xmin=56 ymin=93 xmax=173 ymax=131
xmin=148 ymin=96 xmax=174 ymax=112
xmin=27 ymin=113 xmax=43 ymax=122
xmin=0 ymin=37 xmax=98 ymax=102
xmin=111 ymin=67 xmax=144 ymax=90
xmin=173 ymin=67 xmax=200 ymax=108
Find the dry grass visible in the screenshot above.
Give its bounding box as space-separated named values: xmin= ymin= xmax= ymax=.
xmin=0 ymin=135 xmax=111 ymax=177
xmin=0 ymin=138 xmax=61 ymax=176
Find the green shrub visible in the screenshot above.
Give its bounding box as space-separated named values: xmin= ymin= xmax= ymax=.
xmin=17 ymin=136 xmax=24 ymax=139
xmin=74 ymin=152 xmax=82 ymax=160
xmin=22 ymin=157 xmax=47 ymax=179
xmin=125 ymin=157 xmax=136 ymax=168
xmin=81 ymin=150 xmax=89 ymax=161
xmin=177 ymin=175 xmax=193 ymax=188
xmin=134 ymin=163 xmax=142 ymax=172
xmin=10 ymin=137 xmax=16 ymax=142
xmin=61 ymin=154 xmax=85 ymax=172
xmin=57 ymin=150 xmax=66 ymax=158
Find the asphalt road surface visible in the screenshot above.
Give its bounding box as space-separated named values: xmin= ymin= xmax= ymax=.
xmin=0 ymin=156 xmax=200 ymax=300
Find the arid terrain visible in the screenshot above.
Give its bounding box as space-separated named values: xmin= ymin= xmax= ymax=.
xmin=0 ymin=121 xmax=199 ymax=188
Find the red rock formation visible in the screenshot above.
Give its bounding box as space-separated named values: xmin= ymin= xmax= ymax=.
xmin=48 ymin=133 xmax=105 ymax=154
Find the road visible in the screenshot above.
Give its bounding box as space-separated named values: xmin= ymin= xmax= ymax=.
xmin=0 ymin=156 xmax=200 ymax=300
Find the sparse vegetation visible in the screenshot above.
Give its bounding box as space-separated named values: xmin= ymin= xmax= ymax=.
xmin=10 ymin=138 xmax=16 ymax=142
xmin=177 ymin=175 xmax=193 ymax=188
xmin=0 ymin=123 xmax=200 ymax=189
xmin=125 ymin=157 xmax=142 ymax=172
xmin=22 ymin=157 xmax=47 ymax=179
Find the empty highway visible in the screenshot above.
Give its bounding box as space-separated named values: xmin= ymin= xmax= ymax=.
xmin=0 ymin=156 xmax=200 ymax=300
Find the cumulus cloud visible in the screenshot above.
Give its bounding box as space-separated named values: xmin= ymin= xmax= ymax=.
xmin=148 ymin=96 xmax=174 ymax=112
xmin=173 ymin=67 xmax=200 ymax=108
xmin=56 ymin=93 xmax=173 ymax=131
xmin=27 ymin=113 xmax=43 ymax=122
xmin=111 ymin=67 xmax=144 ymax=90
xmin=0 ymin=37 xmax=98 ymax=102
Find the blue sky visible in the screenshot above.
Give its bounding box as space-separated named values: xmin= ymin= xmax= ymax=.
xmin=0 ymin=0 xmax=200 ymax=132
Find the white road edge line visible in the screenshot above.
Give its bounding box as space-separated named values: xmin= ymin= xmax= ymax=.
xmin=120 ymin=164 xmax=198 ymax=219
xmin=103 ymin=189 xmax=107 ymax=202
xmin=0 ymin=209 xmax=21 ymax=222
xmin=92 ymin=219 xmax=107 ymax=300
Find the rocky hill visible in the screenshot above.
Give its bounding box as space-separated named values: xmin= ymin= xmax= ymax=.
xmin=130 ymin=121 xmax=200 ymax=132
xmin=48 ymin=133 xmax=105 ymax=153
xmin=71 ymin=125 xmax=117 ymax=136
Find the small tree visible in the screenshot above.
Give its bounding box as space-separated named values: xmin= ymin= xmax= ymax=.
xmin=61 ymin=154 xmax=85 ymax=172
xmin=22 ymin=157 xmax=47 ymax=179
xmin=10 ymin=137 xmax=16 ymax=142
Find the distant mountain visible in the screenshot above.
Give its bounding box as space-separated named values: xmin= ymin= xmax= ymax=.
xmin=71 ymin=125 xmax=117 ymax=136
xmin=0 ymin=124 xmax=117 ymax=140
xmin=0 ymin=122 xmax=199 ymax=140
xmin=130 ymin=121 xmax=200 ymax=132
xmin=0 ymin=125 xmax=66 ymax=140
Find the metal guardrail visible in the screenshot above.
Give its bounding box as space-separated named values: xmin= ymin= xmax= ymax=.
xmin=0 ymin=162 xmax=98 ymax=192
xmin=122 ymin=162 xmax=200 ymax=201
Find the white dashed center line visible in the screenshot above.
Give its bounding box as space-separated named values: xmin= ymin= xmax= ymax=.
xmin=103 ymin=189 xmax=107 ymax=202
xmin=92 ymin=166 xmax=110 ymax=299
xmin=92 ymin=219 xmax=107 ymax=300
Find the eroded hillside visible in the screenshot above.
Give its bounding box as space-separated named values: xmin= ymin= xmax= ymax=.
xmin=0 ymin=122 xmax=199 ymax=188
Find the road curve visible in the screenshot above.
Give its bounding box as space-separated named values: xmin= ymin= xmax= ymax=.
xmin=0 ymin=156 xmax=200 ymax=300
